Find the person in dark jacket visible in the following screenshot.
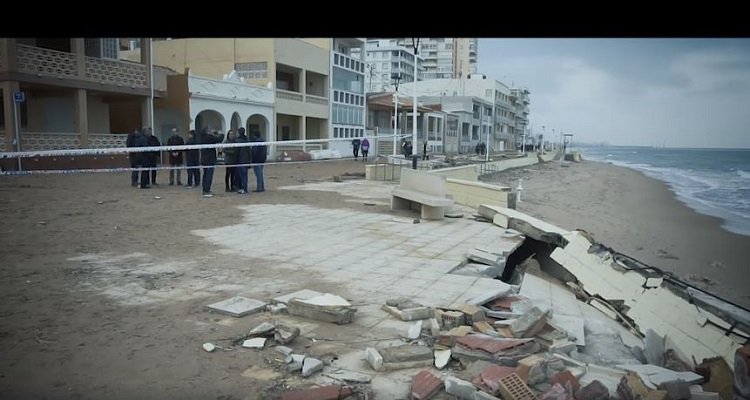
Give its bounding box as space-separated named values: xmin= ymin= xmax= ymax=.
xmin=199 ymin=128 xmax=225 ymax=197
xmin=223 ymin=130 xmax=238 ymax=192
xmin=126 ymin=129 xmax=140 ymax=187
xmin=235 ymin=128 xmax=251 ymax=194
xmin=134 ymin=128 xmax=152 ymax=188
xmin=145 ymin=127 xmax=161 ymax=185
xmin=185 ymin=130 xmax=201 ymax=188
xmin=352 ymin=138 xmax=361 ymax=159
xmin=166 ymin=128 xmax=184 ymax=186
xmin=250 ymin=132 xmax=267 ymax=192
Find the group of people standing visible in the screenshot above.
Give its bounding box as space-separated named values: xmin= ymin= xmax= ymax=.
xmin=126 ymin=127 xmax=267 ymax=198
xmin=351 ymin=137 xmax=370 ymax=160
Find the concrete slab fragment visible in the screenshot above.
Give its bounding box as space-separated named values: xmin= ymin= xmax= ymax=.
xmin=435 ymin=349 xmax=451 ymax=369
xmin=616 ymin=364 xmax=703 ymax=389
xmin=273 ymin=289 xmax=324 ymax=305
xmin=242 ymin=337 xmax=266 ymax=349
xmin=207 ymin=296 xmax=267 ymax=317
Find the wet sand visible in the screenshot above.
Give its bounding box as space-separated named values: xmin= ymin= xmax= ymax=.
xmin=491 ymin=160 xmax=750 ymax=308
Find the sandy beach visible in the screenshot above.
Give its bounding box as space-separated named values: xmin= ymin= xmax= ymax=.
xmin=1 ymin=157 xmax=748 ymax=398
xmin=490 ymin=159 xmax=750 ymax=308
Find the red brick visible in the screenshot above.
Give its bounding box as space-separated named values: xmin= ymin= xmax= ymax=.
xmin=488 ymin=295 xmax=527 ymax=311
xmin=574 ymin=380 xmax=609 ymax=400
xmin=540 ymin=383 xmax=574 ymax=400
xmin=498 ymin=373 xmax=537 ymax=400
xmin=456 ymin=335 xmax=531 ymax=354
xmin=550 ymin=370 xmax=580 ymax=393
xmin=410 ymin=370 xmax=443 ymax=400
xmin=281 ymin=385 xmax=354 ymax=400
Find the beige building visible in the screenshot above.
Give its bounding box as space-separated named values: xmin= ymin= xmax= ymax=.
xmin=0 ymin=38 xmax=165 ymax=155
xmin=123 ymin=38 xmax=365 ymax=155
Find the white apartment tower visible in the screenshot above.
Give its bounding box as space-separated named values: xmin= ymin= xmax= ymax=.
xmin=352 ymin=40 xmax=423 ymax=93
xmin=392 ymin=38 xmax=478 ymax=79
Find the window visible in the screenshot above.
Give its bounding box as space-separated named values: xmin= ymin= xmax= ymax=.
xmin=334 ymin=127 xmax=339 ymax=138
xmin=345 ymin=93 xmax=350 ymax=103
xmin=334 ymin=91 xmax=339 ymax=102
xmin=334 ymin=54 xmax=340 ymax=64
xmin=235 ymin=62 xmax=268 ymax=80
xmin=345 ymin=58 xmax=350 ymax=68
xmin=85 ymin=38 xmax=119 ymax=60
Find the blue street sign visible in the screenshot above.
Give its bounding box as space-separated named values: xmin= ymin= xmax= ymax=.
xmin=14 ymin=91 xmax=25 ymax=103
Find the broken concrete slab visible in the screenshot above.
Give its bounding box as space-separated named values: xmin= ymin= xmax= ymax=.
xmin=617 ymin=364 xmax=703 ymax=389
xmin=407 ymin=321 xmax=423 ymax=340
xmin=459 ymin=303 xmax=486 ymax=325
xmin=288 ymin=354 xmax=306 ymax=372
xmin=207 ymin=296 xmax=267 ymax=317
xmin=550 ymin=339 xmax=577 ymax=355
xmin=435 ymin=349 xmax=451 ymax=369
xmin=410 ymin=370 xmax=444 ymax=400
xmin=473 ymin=321 xmax=501 ymax=337
xmin=478 ymin=204 xmax=569 ymax=247
xmin=465 ymin=285 xmax=514 ymax=306
xmin=324 ymin=369 xmax=373 ymax=384
xmin=386 ymin=297 xmax=422 ymax=310
xmin=249 ymin=321 xmax=276 ymax=336
xmin=453 ymin=262 xmax=502 ymax=278
xmin=274 ymin=325 xmax=301 ymax=344
xmin=267 ymin=304 xmax=288 ymax=314
xmin=275 ymin=346 xmax=294 ymax=356
xmin=273 ymin=289 xmax=324 ymax=305
xmin=288 ymin=294 xmax=357 ymax=325
xmin=510 ymin=307 xmax=549 ymax=338
xmin=382 ymin=304 xmax=434 ymax=321
xmin=242 ymin=337 xmax=266 ymax=349
xmin=202 ymin=342 xmax=216 ymax=352
xmin=445 ymin=376 xmax=478 ymax=400
xmin=302 ymin=357 xmax=324 ymax=377
xmin=365 ymin=347 xmax=383 ymax=371
xmin=456 ymin=334 xmax=534 ymax=354
xmin=379 ymin=345 xmax=433 ymax=363
xmin=644 ymin=329 xmax=665 ymax=367
xmin=467 ymin=248 xmax=505 ymax=267
xmin=427 ymin=318 xmax=440 ymax=337
xmin=551 ymin=230 xmax=746 ymax=368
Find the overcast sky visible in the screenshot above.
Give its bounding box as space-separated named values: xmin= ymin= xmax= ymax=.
xmin=478 ymin=38 xmax=750 ymax=148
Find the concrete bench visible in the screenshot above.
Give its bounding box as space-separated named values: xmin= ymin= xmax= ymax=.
xmin=391 ymin=169 xmax=455 ymax=220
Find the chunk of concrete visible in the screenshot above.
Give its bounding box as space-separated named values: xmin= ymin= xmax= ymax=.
xmin=616 ymin=364 xmax=703 ymax=389
xmin=207 ymin=296 xmax=267 ymax=317
xmin=365 ymin=347 xmax=383 ymax=371
xmin=445 ymin=376 xmax=478 ymax=400
xmin=386 ymin=297 xmax=422 ymax=310
xmin=302 ymin=357 xmax=323 ymax=377
xmin=275 ymin=346 xmax=293 ymax=356
xmin=465 ymin=286 xmax=513 ymax=306
xmin=382 ymin=304 xmax=434 ymax=321
xmin=435 ymin=349 xmax=451 ymax=369
xmin=427 ymin=318 xmax=441 ymax=337
xmin=288 ymin=354 xmax=305 ymax=372
xmin=249 ymin=321 xmax=276 ymax=336
xmin=407 ymin=321 xmax=423 ymax=340
xmin=324 ymin=369 xmax=373 ymax=384
xmin=550 ymin=339 xmax=577 ymax=355
xmin=644 ymin=329 xmax=665 ymax=366
xmin=509 ymin=307 xmax=548 ymax=338
xmin=459 ymin=303 xmax=486 ymax=324
xmin=575 ymin=380 xmax=610 ymax=400
xmin=380 ymin=345 xmax=433 ymax=363
xmin=657 ymin=380 xmax=691 ymax=400
xmin=274 ymin=325 xmax=300 ymax=345
xmin=242 ymin=337 xmax=266 ymax=349
xmin=267 ymin=304 xmax=288 ymax=314
xmin=273 ymin=289 xmax=323 ymax=305
xmin=202 ymin=342 xmax=216 ymax=352
xmin=288 ymin=294 xmax=357 ymax=325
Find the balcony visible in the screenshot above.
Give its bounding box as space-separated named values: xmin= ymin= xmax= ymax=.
xmin=12 ymin=44 xmax=148 ymax=89
xmin=277 ymin=89 xmax=304 ymax=102
xmin=333 ymin=51 xmax=365 ymax=74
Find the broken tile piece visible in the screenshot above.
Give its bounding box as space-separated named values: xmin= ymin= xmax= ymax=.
xmin=411 ymin=370 xmax=444 ymax=400
xmin=207 ymin=296 xmax=267 ymax=317
xmin=242 ymin=337 xmax=266 ymax=349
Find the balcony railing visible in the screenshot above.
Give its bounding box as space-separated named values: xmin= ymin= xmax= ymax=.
xmin=276 ymin=89 xmax=304 ymax=102
xmin=85 ymin=57 xmax=147 ymax=87
xmin=16 ymin=44 xmax=78 ymax=77
xmin=306 ymin=94 xmax=328 ymax=105
xmin=14 ymin=44 xmax=148 ymax=88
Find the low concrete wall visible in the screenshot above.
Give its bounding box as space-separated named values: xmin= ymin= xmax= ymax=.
xmin=431 ymin=165 xmax=479 ymax=181
xmin=445 ymin=178 xmax=512 ymax=210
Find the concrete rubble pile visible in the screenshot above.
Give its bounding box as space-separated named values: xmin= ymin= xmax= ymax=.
xmin=200 ymin=204 xmax=750 ymax=400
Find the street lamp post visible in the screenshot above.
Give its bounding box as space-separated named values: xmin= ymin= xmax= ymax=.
xmin=411 ymin=38 xmax=420 ymax=161
xmin=392 ymin=74 xmax=401 ymax=157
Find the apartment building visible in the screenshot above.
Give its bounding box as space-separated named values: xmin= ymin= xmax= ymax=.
xmin=400 ymin=74 xmax=520 ymax=151
xmin=1 ymin=38 xmax=165 ymax=157
xmin=351 ymin=39 xmax=422 ymax=92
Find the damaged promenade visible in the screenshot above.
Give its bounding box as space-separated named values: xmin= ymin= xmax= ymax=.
xmin=1 ymin=158 xmax=748 ymax=400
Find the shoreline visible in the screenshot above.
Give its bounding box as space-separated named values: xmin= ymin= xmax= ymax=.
xmin=491 ymin=159 xmax=750 ymax=308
